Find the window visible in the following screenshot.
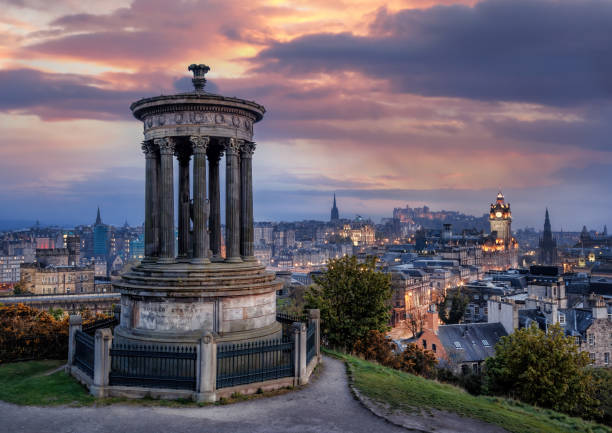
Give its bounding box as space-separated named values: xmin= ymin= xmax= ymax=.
xmin=472 ymin=363 xmax=479 ymax=374
xmin=588 ymin=334 xmax=595 ymax=346
xmin=605 ymin=353 xmax=610 ymax=365
xmin=484 ymin=307 xmax=488 ymax=316
xmin=474 ymin=306 xmax=480 ymax=315
xmin=589 ymin=353 xmax=596 ymax=363
xmin=422 ymin=340 xmax=427 ymax=349
xmin=482 ymin=339 xmax=490 ymax=347
xmin=558 ymin=313 xmax=565 ymax=324
xmin=575 ymin=336 xmax=581 ymax=345
xmin=454 ymin=341 xmax=463 ymax=349
xmin=432 ymin=344 xmax=437 ymax=353
xmin=461 ymin=364 xmax=469 ymax=375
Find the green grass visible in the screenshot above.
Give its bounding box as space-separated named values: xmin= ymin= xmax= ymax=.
xmin=0 ymin=360 xmax=299 ymax=407
xmin=0 ymin=360 xmax=95 ymax=406
xmin=326 ymin=349 xmax=612 ymax=433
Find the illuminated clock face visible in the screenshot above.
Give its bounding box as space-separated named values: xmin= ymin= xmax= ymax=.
xmin=495 ymin=211 xmax=502 ymax=218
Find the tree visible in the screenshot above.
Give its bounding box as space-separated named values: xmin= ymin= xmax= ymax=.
xmin=305 ymin=255 xmax=392 ymax=350
xmin=406 ymin=309 xmax=425 ymax=338
xmin=485 ymin=323 xmax=600 ymax=419
xmin=591 ymin=368 xmax=612 ymax=426
xmin=437 ymin=289 xmax=468 ymax=324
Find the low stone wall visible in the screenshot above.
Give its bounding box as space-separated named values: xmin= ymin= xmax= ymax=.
xmin=66 ymin=310 xmax=321 ymax=402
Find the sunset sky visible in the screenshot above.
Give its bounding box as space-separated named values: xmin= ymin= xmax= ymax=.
xmin=1 ymin=0 xmax=611 ymax=230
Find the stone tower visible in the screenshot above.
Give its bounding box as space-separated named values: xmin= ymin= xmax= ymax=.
xmin=113 ymin=64 xmax=282 ymax=347
xmin=330 ymin=193 xmax=339 ymax=222
xmin=538 ymin=208 xmax=558 ymax=265
xmin=489 ymin=191 xmax=512 ymax=243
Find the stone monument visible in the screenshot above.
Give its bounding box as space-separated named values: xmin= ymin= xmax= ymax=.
xmin=113 ymin=64 xmax=282 ymax=346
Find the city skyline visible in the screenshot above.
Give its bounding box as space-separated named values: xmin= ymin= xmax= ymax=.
xmin=1 ymin=0 xmax=611 ymax=230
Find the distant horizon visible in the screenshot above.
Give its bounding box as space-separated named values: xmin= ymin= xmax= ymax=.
xmin=1 ymin=198 xmax=605 ymax=234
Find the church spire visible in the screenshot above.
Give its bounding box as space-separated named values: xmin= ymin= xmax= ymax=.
xmin=95 ymin=206 xmax=102 ymax=225
xmin=330 ymin=193 xmax=339 ymax=222
xmin=539 ymin=207 xmax=557 ymax=265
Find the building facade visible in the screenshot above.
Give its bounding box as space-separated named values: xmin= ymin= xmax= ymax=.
xmin=20 ymin=263 xmax=95 ymax=294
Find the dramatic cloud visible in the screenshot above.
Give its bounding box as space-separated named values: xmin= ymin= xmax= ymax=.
xmin=254 ymin=0 xmax=612 ymax=107
xmin=0 ymin=68 xmax=140 ymax=120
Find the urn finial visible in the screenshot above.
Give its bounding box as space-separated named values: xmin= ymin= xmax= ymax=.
xmin=188 ymin=64 xmax=210 ymax=92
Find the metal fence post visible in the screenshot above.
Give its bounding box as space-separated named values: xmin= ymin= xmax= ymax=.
xmin=91 ymin=328 xmax=113 ymax=397
xmin=308 ymin=309 xmax=321 ymax=361
xmin=66 ymin=315 xmax=82 ymax=372
xmin=196 ymin=332 xmax=217 ymax=402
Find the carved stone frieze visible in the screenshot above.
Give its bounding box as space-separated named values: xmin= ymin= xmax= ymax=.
xmin=143 ymin=111 xmax=253 ymax=134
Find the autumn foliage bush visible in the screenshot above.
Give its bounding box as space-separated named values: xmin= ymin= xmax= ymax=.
xmin=0 ymin=304 xmax=107 ymax=363
xmin=353 ymin=330 xmax=437 ymax=378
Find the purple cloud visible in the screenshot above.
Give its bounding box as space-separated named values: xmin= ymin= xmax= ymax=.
xmin=253 ymin=0 xmax=612 ymax=107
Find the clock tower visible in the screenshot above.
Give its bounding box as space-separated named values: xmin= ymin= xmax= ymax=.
xmin=489 ymin=191 xmax=512 ymax=243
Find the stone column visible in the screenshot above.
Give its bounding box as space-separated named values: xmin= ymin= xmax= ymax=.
xmin=309 ymin=309 xmax=321 ymax=361
xmin=177 ymin=147 xmax=191 ymax=260
xmin=91 ymin=328 xmax=113 ymax=398
xmin=66 ymin=314 xmax=82 ymax=370
xmin=191 ymin=136 xmax=210 ymax=264
xmin=240 ymin=141 xmax=256 ymax=261
xmin=208 ymin=146 xmax=223 ymax=261
xmin=224 ymin=138 xmax=241 ymax=263
xmin=142 ymin=141 xmax=159 ymax=261
xmin=196 ymin=332 xmax=217 ymax=402
xmin=155 ymin=137 xmax=176 ymax=262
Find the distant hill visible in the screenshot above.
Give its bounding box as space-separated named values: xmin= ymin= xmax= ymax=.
xmin=0 ymin=220 xmax=36 ymax=232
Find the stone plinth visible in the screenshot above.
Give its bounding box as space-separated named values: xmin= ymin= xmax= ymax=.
xmin=113 ymin=261 xmax=282 ymax=345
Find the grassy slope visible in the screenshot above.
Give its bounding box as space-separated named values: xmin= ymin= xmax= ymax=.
xmin=328 ymin=349 xmax=611 ymax=433
xmin=0 ymin=360 xmax=94 ymax=406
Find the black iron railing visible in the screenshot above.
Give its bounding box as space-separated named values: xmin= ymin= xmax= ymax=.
xmin=276 ymin=312 xmax=308 ymax=338
xmin=83 ymin=317 xmax=119 ymax=336
xmin=74 ymin=330 xmax=94 ymax=378
xmin=109 ymin=344 xmax=197 ymax=390
xmin=276 ymin=312 xmax=308 ymax=324
xmin=306 ymin=321 xmax=316 ymax=364
xmin=216 ymin=338 xmax=294 ymax=389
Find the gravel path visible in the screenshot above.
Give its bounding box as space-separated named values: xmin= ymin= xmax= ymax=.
xmin=0 ymin=356 xmax=407 ymax=433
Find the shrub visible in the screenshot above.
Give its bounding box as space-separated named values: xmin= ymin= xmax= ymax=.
xmin=353 ymin=330 xmax=437 ymax=378
xmin=352 ymin=330 xmax=397 ymax=366
xmin=0 ymin=304 xmax=108 ymax=363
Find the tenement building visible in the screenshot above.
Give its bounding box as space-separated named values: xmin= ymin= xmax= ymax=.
xmin=19 ymin=243 xmax=94 ymax=294
xmin=113 ymin=64 xmax=282 ymax=347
